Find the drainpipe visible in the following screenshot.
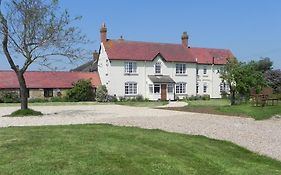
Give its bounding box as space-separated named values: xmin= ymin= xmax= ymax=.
xmin=144 ymin=60 xmax=147 ymax=99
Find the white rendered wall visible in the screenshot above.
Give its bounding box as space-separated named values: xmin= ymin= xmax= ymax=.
xmin=98 ymin=44 xmax=225 ymax=100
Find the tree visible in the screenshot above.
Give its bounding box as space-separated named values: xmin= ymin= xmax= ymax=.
xmin=221 ymin=58 xmax=266 ymax=105
xmin=250 ymin=57 xmax=273 ymax=73
xmin=264 ymin=69 xmax=281 ymax=93
xmin=0 ymin=0 xmax=88 ymax=110
xmin=66 ymin=79 xmax=95 ymax=102
xmin=95 ymin=85 xmax=108 ymax=102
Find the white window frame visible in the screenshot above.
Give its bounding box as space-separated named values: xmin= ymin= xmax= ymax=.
xmin=154 ymin=84 xmax=161 ymax=94
xmin=125 ymin=82 xmax=137 ymax=95
xmin=124 ymin=62 xmax=137 ymax=74
xmin=155 ymin=62 xmax=161 ymax=74
xmin=203 ymin=66 xmax=207 ymax=74
xmin=167 ymin=84 xmax=174 ymax=93
xmin=176 ymin=83 xmax=186 ymax=94
xmin=176 ymin=63 xmax=186 ymax=75
xmin=203 ymin=83 xmax=208 ymax=93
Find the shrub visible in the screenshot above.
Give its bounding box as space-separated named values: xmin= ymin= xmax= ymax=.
xmin=136 ymin=95 xmax=144 ymax=101
xmin=10 ymin=108 xmax=43 ymax=117
xmin=50 ymin=96 xmax=69 ymax=102
xmin=95 ymin=85 xmax=108 ymax=102
xmin=67 ymin=79 xmax=95 ymax=102
xmin=202 ymin=95 xmax=211 ymax=100
xmin=107 ymin=95 xmax=118 ymax=102
xmin=29 ymin=98 xmax=49 ymax=103
xmin=0 ymin=91 xmax=20 ymax=103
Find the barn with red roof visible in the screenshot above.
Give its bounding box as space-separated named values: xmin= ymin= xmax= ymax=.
xmin=0 ymin=71 xmax=101 ymax=99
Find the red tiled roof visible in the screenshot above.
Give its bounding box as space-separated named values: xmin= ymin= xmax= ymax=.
xmin=104 ymin=40 xmax=196 ymax=62
xmin=103 ymin=40 xmax=233 ymax=64
xmin=0 ymin=71 xmax=101 ymax=89
xmin=189 ymin=48 xmax=234 ymax=65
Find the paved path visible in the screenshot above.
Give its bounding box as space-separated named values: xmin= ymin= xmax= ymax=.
xmin=0 ymin=104 xmax=281 ymax=161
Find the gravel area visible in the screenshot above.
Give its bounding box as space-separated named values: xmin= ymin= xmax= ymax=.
xmin=0 ymin=104 xmax=281 ymax=161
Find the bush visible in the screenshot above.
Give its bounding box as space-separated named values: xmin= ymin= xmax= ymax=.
xmin=0 ymin=91 xmax=20 ymax=103
xmin=136 ymin=95 xmax=144 ymax=101
xmin=107 ymin=95 xmax=118 ymax=102
xmin=67 ymin=79 xmax=95 ymax=102
xmin=10 ymin=108 xmax=43 ymax=117
xmin=95 ymin=85 xmax=108 ymax=102
xmin=202 ymin=95 xmax=210 ymax=100
xmin=29 ymin=98 xmax=49 ymax=103
xmin=50 ymin=96 xmax=69 ymax=102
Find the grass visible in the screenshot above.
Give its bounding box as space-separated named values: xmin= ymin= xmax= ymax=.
xmin=116 ymin=101 xmax=168 ymax=107
xmin=165 ymin=99 xmax=281 ymax=120
xmin=0 ymin=101 xmax=98 ymax=107
xmin=0 ymin=124 xmax=280 ymax=175
xmin=9 ymin=108 xmax=43 ymax=117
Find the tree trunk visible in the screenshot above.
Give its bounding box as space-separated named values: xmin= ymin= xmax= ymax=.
xmin=17 ymin=72 xmax=28 ymax=110
xmin=230 ymin=90 xmax=235 ymax=105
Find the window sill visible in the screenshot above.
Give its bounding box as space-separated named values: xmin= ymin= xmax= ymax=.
xmin=124 ymin=73 xmax=138 ymax=76
xmin=124 ymin=94 xmax=138 ymax=97
xmin=175 ymin=74 xmax=188 ymax=76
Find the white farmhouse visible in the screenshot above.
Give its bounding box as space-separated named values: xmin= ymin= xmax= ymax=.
xmin=97 ymin=23 xmax=233 ymax=100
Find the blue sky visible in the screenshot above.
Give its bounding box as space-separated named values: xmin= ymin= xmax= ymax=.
xmin=1 ymin=0 xmax=281 ymax=70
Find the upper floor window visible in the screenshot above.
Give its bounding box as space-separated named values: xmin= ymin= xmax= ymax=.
xmin=176 ymin=82 xmax=186 ymax=94
xmin=124 ymin=62 xmax=137 ymax=74
xmin=155 ymin=62 xmax=161 ymax=74
xmin=125 ymin=82 xmax=137 ymax=95
xmin=203 ymin=66 xmax=207 ymax=74
xmin=176 ymin=64 xmax=186 ymax=74
xmin=196 ymin=66 xmax=199 ymax=75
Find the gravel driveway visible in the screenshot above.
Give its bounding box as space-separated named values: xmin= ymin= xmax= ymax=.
xmin=0 ymin=104 xmax=281 ymax=161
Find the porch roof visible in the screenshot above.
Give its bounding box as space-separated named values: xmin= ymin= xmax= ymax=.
xmin=148 ymin=75 xmax=175 ymax=84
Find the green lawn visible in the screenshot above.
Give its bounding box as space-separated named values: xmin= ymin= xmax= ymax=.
xmin=169 ymin=99 xmax=281 ymax=120
xmin=115 ymin=101 xmax=168 ymax=107
xmin=0 ymin=125 xmax=280 ymax=175
xmin=0 ymin=101 xmax=98 ymax=107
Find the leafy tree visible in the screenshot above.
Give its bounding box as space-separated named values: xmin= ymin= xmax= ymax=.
xmin=95 ymin=85 xmax=108 ymax=102
xmin=264 ymin=69 xmax=281 ymax=93
xmin=249 ymin=57 xmax=273 ymax=73
xmin=221 ymin=58 xmax=266 ymax=105
xmin=66 ymin=79 xmax=95 ymax=102
xmin=0 ymin=0 xmax=88 ymax=110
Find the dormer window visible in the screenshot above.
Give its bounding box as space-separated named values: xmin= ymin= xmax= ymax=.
xmin=155 ymin=62 xmax=161 ymax=74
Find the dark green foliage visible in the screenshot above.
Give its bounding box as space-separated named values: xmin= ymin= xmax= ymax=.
xmin=0 ymin=91 xmax=20 ymax=103
xmin=95 ymin=85 xmax=108 ymax=102
xmin=66 ymin=79 xmax=95 ymax=102
xmin=28 ymin=98 xmax=49 ymax=103
xmin=0 ymin=125 xmax=280 ymax=174
xmin=221 ymin=58 xmax=266 ymax=105
xmin=185 ymin=95 xmax=210 ymax=101
xmin=10 ymin=108 xmax=43 ymax=117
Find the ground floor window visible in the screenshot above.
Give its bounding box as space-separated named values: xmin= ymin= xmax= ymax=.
xmin=176 ymin=83 xmax=186 ymax=94
xmin=196 ymin=83 xmax=199 ymax=94
xmin=44 ymin=88 xmax=53 ymax=97
xmin=125 ymin=82 xmax=137 ymax=95
xmin=220 ymin=82 xmax=227 ymax=92
xmin=154 ymin=84 xmax=160 ymax=94
xmin=167 ymin=84 xmax=174 ymax=93
xmin=203 ymin=83 xmax=208 ymax=93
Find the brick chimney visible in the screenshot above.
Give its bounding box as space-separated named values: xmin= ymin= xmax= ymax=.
xmin=100 ymin=23 xmax=107 ymax=43
xmin=93 ymin=50 xmax=99 ymax=60
xmin=181 ymin=32 xmax=189 ymax=47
